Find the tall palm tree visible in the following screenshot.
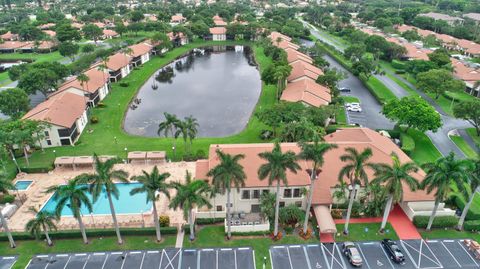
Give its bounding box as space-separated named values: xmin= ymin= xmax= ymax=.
xmin=298 ymin=138 xmax=337 ymax=235
xmin=273 ymin=65 xmax=291 ymax=100
xmin=174 ymin=120 xmax=188 ymax=154
xmin=184 ymin=116 xmax=199 ymax=151
xmin=25 ymin=207 xmax=58 ymax=246
xmin=0 ymin=174 xmax=16 ymax=247
xmin=338 ymin=147 xmax=374 ymax=235
xmin=77 ymin=73 xmax=90 ymax=107
xmin=258 ymin=142 xmax=300 ymax=238
xmin=421 ymin=152 xmax=469 ymax=231
xmin=130 ymin=166 xmax=171 ymax=242
xmin=0 ymin=204 xmax=15 ymax=248
xmin=158 ymin=113 xmax=180 ymax=159
xmin=45 ymin=178 xmax=93 ymax=244
xmin=169 ymin=171 xmax=211 ymax=241
xmin=457 ymin=159 xmax=480 ymax=230
xmin=76 ymin=154 xmax=129 ymax=244
xmin=207 ymin=150 xmax=246 ymax=240
xmin=371 ymin=152 xmax=419 ymax=232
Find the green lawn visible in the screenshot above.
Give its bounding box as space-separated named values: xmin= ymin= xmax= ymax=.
xmin=365 ymin=76 xmax=397 ymax=103
xmin=14 ymin=40 xmax=275 ymax=169
xmin=466 ymin=128 xmax=480 ymax=147
xmin=1 ymin=235 xmax=176 ymax=269
xmin=334 ymin=223 xmax=399 ymax=242
xmin=342 ymin=96 xmax=360 ymax=103
xmin=421 ymin=229 xmax=480 ymax=241
xmin=407 ymin=129 xmax=442 ymax=165
xmin=0 ymin=51 xmax=64 ymax=63
xmin=450 ymin=135 xmax=478 ymax=159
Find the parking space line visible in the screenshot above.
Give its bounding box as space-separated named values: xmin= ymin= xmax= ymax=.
xmin=147 ymin=251 xmax=159 ymax=254
xmin=401 ymin=240 xmax=442 ymax=269
xmin=101 ymin=253 xmax=108 ymax=269
xmin=62 ymin=255 xmax=72 ymax=269
xmin=379 ymin=244 xmax=395 ymax=269
xmin=423 ymin=240 xmax=443 ymax=268
xmin=81 ymin=254 xmax=90 ymax=269
xmin=216 ymin=249 xmax=219 ymax=269
xmin=234 ymin=248 xmax=238 ymax=269
xmin=75 ymin=254 xmax=87 ymax=256
xmin=440 ymin=241 xmax=462 ymax=267
xmin=456 ymin=241 xmax=479 ymax=267
xmin=252 ymin=250 xmax=256 ymax=269
xmin=197 ymin=249 xmax=201 ymax=269
xmin=286 ymin=246 xmax=294 ymax=269
xmin=139 ymin=252 xmax=146 ymax=269
xmin=269 ymin=248 xmax=274 ymax=269
xmin=302 ymin=245 xmax=312 ymax=269
xmin=158 ymin=250 xmax=164 ymax=269
xmin=400 ymin=241 xmax=418 ymax=268
xmin=356 ymin=244 xmax=371 ymax=269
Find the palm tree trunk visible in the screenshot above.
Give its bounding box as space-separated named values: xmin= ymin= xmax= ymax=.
xmin=23 ymin=146 xmax=29 ymax=167
xmin=188 ymin=208 xmax=195 ymax=241
xmin=107 ymin=193 xmax=123 ymax=244
xmin=0 ymin=210 xmax=15 ymax=248
xmin=426 ymin=199 xmax=440 ymax=231
xmin=303 ymin=170 xmax=316 ymax=235
xmin=152 ymin=201 xmax=161 ymax=242
xmin=226 ymin=188 xmax=232 ymax=239
xmin=274 ymin=180 xmax=281 ymax=237
xmin=43 ymin=224 xmax=53 ymax=246
xmin=77 ymin=215 xmax=88 ymax=244
xmin=343 ymin=184 xmax=356 ymax=235
xmin=457 ymin=186 xmax=479 ymax=230
xmin=380 ymin=194 xmax=394 ymax=232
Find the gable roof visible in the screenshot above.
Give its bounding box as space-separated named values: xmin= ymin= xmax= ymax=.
xmin=105 ymin=52 xmax=131 ymax=71
xmin=268 ymin=31 xmax=291 ymax=42
xmin=288 ymin=60 xmax=324 ymax=82
xmin=128 ymin=43 xmax=152 ymax=57
xmin=281 ymin=78 xmax=331 ymax=107
xmin=103 ymin=29 xmax=118 ymax=37
xmin=56 ymin=67 xmax=109 ymax=95
xmin=285 ymin=48 xmax=313 ymax=64
xmin=210 ymin=27 xmax=227 ymax=35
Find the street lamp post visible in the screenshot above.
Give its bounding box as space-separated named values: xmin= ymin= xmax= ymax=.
xmin=53 ymin=150 xmax=56 ymax=159
xmin=11 ymin=156 xmax=20 ymax=173
xmin=124 ymin=147 xmax=128 ymax=163
xmin=172 ymin=146 xmax=176 ymax=161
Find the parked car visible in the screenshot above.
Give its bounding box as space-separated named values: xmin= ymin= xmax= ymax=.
xmin=345 ymin=102 xmax=360 ymax=107
xmin=342 ymin=242 xmax=363 ymax=267
xmin=382 ymin=239 xmax=405 ymax=263
xmin=346 ymin=106 xmax=362 ymax=112
xmin=339 ymin=87 xmax=351 ymax=92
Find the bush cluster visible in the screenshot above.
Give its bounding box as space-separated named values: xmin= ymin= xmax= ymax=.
xmin=400 ymin=132 xmax=415 ymax=154
xmin=464 ymin=220 xmax=480 ymax=232
xmin=413 ymin=215 xmax=458 ymax=229
xmin=196 ymin=218 xmax=225 ymax=225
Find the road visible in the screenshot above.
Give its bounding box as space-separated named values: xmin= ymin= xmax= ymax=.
xmin=302 ymin=19 xmax=471 ymax=158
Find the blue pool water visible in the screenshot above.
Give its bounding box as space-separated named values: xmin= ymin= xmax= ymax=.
xmin=14 ymin=180 xmax=33 ymax=190
xmin=41 ymin=183 xmax=152 ymax=216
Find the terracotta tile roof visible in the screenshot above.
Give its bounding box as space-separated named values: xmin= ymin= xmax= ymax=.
xmin=102 ymin=29 xmax=118 ymax=37
xmin=285 ymin=48 xmax=313 ymax=64
xmin=274 ymin=40 xmax=300 ymax=50
xmin=464 ymin=13 xmax=480 ymax=22
xmin=0 ymin=41 xmax=27 ymax=50
xmin=43 ymin=30 xmax=56 ymax=37
xmin=171 ymin=14 xmax=185 ymax=22
xmin=212 ymin=15 xmax=223 ymax=21
xmin=451 ymin=58 xmax=480 ymax=83
xmin=93 ymin=22 xmax=106 ymax=29
xmin=268 ymin=31 xmax=291 ymax=42
xmin=0 ymin=31 xmax=18 ymax=41
xmin=127 ymin=43 xmax=152 ymax=57
xmin=71 ymin=22 xmax=84 ymax=29
xmin=288 ymin=60 xmax=324 ymax=82
xmin=196 ymin=128 xmax=433 ymax=204
xmin=403 ymin=43 xmax=431 ymax=60
xmin=209 ymin=27 xmax=227 ymax=35
xmin=20 ymin=40 xmax=58 ymax=50
xmin=56 ymin=67 xmax=109 ymax=95
xmin=22 ymin=92 xmax=86 ymax=128
xmin=214 ymin=19 xmax=227 ymax=26
xmin=281 ymin=78 xmax=331 ymax=107
xmin=419 ymin=12 xmax=463 ymax=22
xmin=105 ymin=52 xmax=131 ymax=71
xmin=167 ymin=32 xmax=186 ymax=41
xmin=38 ymin=23 xmax=55 ymax=30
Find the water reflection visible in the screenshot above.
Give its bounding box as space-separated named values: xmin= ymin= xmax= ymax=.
xmin=123 ymin=45 xmax=261 ymax=138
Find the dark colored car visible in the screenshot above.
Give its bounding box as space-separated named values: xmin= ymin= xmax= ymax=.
xmin=342 ymin=242 xmax=363 ymax=267
xmin=339 ymin=87 xmax=351 ymax=92
xmin=382 ymin=239 xmax=405 ymax=263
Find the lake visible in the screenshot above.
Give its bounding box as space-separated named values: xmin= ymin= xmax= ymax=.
xmin=123 ymin=45 xmax=262 ymax=137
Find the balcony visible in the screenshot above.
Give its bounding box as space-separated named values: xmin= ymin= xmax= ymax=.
xmin=225 ymin=212 xmax=270 ymax=233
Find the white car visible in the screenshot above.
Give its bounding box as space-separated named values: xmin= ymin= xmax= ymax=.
xmin=345 ymin=102 xmax=361 ymax=108
xmin=346 ymin=105 xmax=362 ymax=112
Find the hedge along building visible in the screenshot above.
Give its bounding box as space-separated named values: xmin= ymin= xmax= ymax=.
xmin=195 ymin=128 xmax=454 ymax=236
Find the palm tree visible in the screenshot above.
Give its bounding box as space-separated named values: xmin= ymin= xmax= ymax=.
xmin=258 ymin=142 xmax=300 ymax=238
xmin=158 ymin=113 xmax=180 ymax=159
xmin=184 ymin=116 xmax=199 ymax=152
xmin=76 ymin=154 xmax=129 ymax=244
xmin=25 ymin=207 xmax=58 ymax=246
xmin=45 ymin=178 xmax=93 ymax=244
xmin=169 ymin=171 xmax=211 ymax=241
xmin=457 ymin=159 xmax=480 ymax=230
xmin=338 ymin=147 xmax=374 ymax=235
xmin=0 ymin=173 xmax=13 ymax=195
xmin=122 ymin=47 xmax=133 ymax=71
xmin=421 ymin=152 xmax=470 ymax=231
xmin=273 ymin=65 xmax=291 ymax=100
xmin=298 ymin=138 xmax=337 ymax=235
xmin=130 ymin=166 xmax=171 ymax=242
xmin=174 ymin=120 xmax=188 ymax=153
xmin=77 ymin=73 xmax=90 ymax=107
xmin=0 ymin=202 xmax=15 ymax=248
xmin=207 ymin=150 xmax=246 ymax=240
xmin=371 ymin=152 xmax=419 ymax=232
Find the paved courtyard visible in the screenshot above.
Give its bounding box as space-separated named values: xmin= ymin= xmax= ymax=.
xmin=8 ymin=162 xmax=196 ymax=232
xmin=270 ymin=239 xmax=479 ymax=269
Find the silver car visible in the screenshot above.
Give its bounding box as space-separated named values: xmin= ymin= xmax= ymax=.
xmin=342 ymin=242 xmax=363 ymax=267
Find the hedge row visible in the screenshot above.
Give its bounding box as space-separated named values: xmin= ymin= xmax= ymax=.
xmin=230 ymin=231 xmax=269 ymax=236
xmin=19 ymin=165 xmax=54 ymax=174
xmin=413 ymin=215 xmax=458 ymax=229
xmin=400 ymin=132 xmax=415 ymax=155
xmin=0 ymin=227 xmax=179 ymax=242
xmin=391 ymin=60 xmax=406 ymax=70
xmin=454 ymin=195 xmax=480 ymax=221
xmin=464 ymin=220 xmax=480 ymax=232
xmin=196 ymin=218 xmax=225 ymax=225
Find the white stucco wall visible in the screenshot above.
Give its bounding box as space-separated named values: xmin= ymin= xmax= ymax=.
xmin=213 ymin=34 xmax=226 ymax=41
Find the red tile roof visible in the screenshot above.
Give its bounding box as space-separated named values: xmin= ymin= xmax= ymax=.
xmin=281 ymin=78 xmax=331 ymax=107
xmin=288 ymin=61 xmax=324 ymax=82
xmin=127 ymin=43 xmax=152 ymax=57
xmin=105 ymin=52 xmax=131 ymax=71
xmin=209 ymin=27 xmax=227 ymax=35
xmin=102 ymin=29 xmax=118 ymax=37
xmin=56 ymin=67 xmax=109 ymax=94
xmin=285 ymin=48 xmax=313 ymax=64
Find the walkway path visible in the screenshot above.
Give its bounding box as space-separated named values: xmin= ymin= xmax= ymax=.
xmin=388 ymin=206 xmax=422 ymax=240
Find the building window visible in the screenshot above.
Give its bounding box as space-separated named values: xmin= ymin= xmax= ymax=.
xmin=293 ymin=188 xmax=301 ymax=198
xmin=44 ymin=131 xmax=49 ymax=137
xmin=253 ymin=190 xmax=260 ymax=199
xmin=279 ymin=202 xmax=285 ymax=208
xmin=283 ymin=188 xmax=292 ymax=198
xmin=46 ymin=139 xmax=52 ymax=146
xmin=262 ymin=190 xmax=269 ymax=195
xmin=216 ymin=205 xmax=223 ymax=212
xmin=251 ymin=204 xmax=260 ymax=213
xmin=242 ymin=190 xmax=250 ymax=199
xmin=295 ymin=201 xmax=302 ymax=207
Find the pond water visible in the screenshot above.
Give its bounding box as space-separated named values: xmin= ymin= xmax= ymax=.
xmin=123 ymin=45 xmax=262 ymax=138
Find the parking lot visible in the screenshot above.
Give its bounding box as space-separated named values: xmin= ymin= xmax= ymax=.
xmin=0 ymin=256 xmax=17 ymax=269
xmin=270 ymin=239 xmax=479 ymax=269
xmin=25 ymin=247 xmax=255 ymax=269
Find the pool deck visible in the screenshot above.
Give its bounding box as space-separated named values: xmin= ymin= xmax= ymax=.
xmin=7 ymin=161 xmax=195 ymax=232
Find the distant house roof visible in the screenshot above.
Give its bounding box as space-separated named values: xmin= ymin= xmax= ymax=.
xmin=0 ymin=41 xmax=27 ymax=50
xmin=451 ymin=58 xmax=480 ymax=85
xmin=171 ymin=14 xmax=186 ymax=23
xmin=285 ymin=48 xmax=313 ymax=64
xmin=103 ymin=29 xmax=118 ymax=38
xmin=464 ymin=13 xmax=480 ymax=22
xmin=212 ymin=15 xmax=223 ymax=21
xmin=268 ymin=31 xmax=291 ymax=42
xmin=42 ymin=30 xmax=56 ymax=37
xmin=403 ymin=43 xmax=431 ymax=60
xmin=71 ymin=22 xmax=84 ymax=29
xmin=37 ymin=23 xmax=55 ymax=30
xmin=209 ymin=27 xmax=227 ymax=35
xmin=56 ymin=67 xmax=109 ymax=95
xmin=214 ymin=19 xmax=227 ymax=26
xmin=167 ymin=32 xmax=186 ymax=41
xmin=281 ymin=78 xmax=331 ymax=107
xmin=93 ymin=22 xmax=106 ymax=29
xmin=273 ymin=40 xmax=300 ymax=50
xmin=105 ymin=52 xmax=131 ymax=71
xmin=0 ymin=31 xmax=18 ymax=41
xmin=22 ymin=92 xmax=86 ymax=128
xmin=127 ymin=43 xmax=153 ymax=57
xmin=288 ymin=60 xmax=323 ymax=82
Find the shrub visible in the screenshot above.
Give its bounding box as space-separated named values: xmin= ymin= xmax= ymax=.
xmin=159 ymin=215 xmax=170 ymax=227
xmin=231 ymin=231 xmax=268 ymax=236
xmin=454 ymin=196 xmax=480 ymax=221
xmin=182 ymin=153 xmax=196 ymax=162
xmin=259 ymin=129 xmax=274 ymax=140
xmin=331 ymin=209 xmax=343 ymax=219
xmin=464 ymin=220 xmax=480 ymax=232
xmin=90 ymin=116 xmax=99 ymax=124
xmin=20 ymin=166 xmax=53 ymax=173
xmin=284 ymin=226 xmax=294 ymax=234
xmin=119 ymin=82 xmax=129 ymax=87
xmin=195 ymin=149 xmax=206 ymax=159
xmin=0 ymin=194 xmax=15 ymax=204
xmin=400 ymin=132 xmax=415 ymax=154
xmin=196 ymin=218 xmax=225 ymax=225
xmin=97 ymin=102 xmax=106 ymax=108
xmin=413 ymin=215 xmax=458 ymax=229
xmin=395 ymin=70 xmax=406 ymax=74
xmin=392 ymin=60 xmax=406 ymax=70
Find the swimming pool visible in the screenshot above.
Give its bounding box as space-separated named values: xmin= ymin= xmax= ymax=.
xmin=40 ymin=183 xmax=152 ymax=216
xmin=14 ymin=180 xmax=33 ymax=191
